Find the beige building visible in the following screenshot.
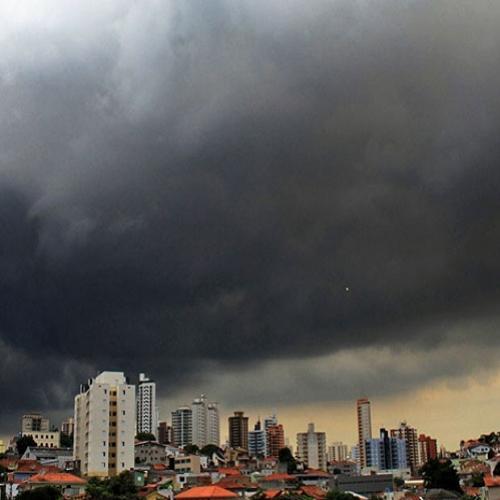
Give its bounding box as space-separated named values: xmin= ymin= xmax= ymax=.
xmin=74 ymin=371 xmax=136 ymax=477
xmin=0 ymin=440 xmax=5 ymax=454
xmin=174 ymin=454 xmax=201 ymax=474
xmin=22 ymin=430 xmax=60 ymax=448
xmin=21 ymin=413 xmax=50 ymax=433
xmin=296 ymin=423 xmax=327 ymax=471
xmin=357 ymin=398 xmax=372 ymax=468
xmin=327 ymin=442 xmax=349 ymax=462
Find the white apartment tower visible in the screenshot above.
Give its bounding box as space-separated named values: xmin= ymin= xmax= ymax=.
xmin=137 ymin=373 xmax=158 ymax=436
xmin=74 ymin=371 xmax=135 ymax=477
xmin=207 ymin=402 xmax=220 ymax=447
xmin=171 ymin=407 xmax=193 ymax=447
xmin=191 ymin=395 xmax=220 ymax=448
xmin=357 ymin=398 xmax=372 ymax=468
xmin=296 ymin=423 xmax=327 ymax=471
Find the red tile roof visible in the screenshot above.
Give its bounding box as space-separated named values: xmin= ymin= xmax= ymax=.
xmin=298 ymin=485 xmax=327 ymax=499
xmin=217 ymin=468 xmax=242 ymax=476
xmin=175 ymin=486 xmax=238 ymax=499
xmin=303 ymin=469 xmax=330 ymax=477
xmin=262 ymin=473 xmax=296 ymax=481
xmin=484 ymin=475 xmax=500 ymax=487
xmin=263 ymin=489 xmax=283 ymax=499
xmin=27 ymin=472 xmax=86 ymax=485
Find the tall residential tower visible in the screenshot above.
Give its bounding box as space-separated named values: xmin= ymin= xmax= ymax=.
xmin=74 ymin=371 xmax=135 ymax=477
xmin=357 ymin=398 xmax=372 ymax=468
xmin=136 ymin=373 xmax=158 ymax=437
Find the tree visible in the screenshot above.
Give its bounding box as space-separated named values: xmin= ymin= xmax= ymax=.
xmin=135 ymin=432 xmax=156 ymax=442
xmin=16 ymin=435 xmax=37 ymax=456
xmin=278 ymin=447 xmax=297 ymax=474
xmin=394 ymin=477 xmax=405 ymax=489
xmin=326 ymin=490 xmax=356 ymax=500
xmin=17 ymin=486 xmax=62 ymax=499
xmin=86 ymin=471 xmax=138 ymax=500
xmin=60 ymin=432 xmax=73 ymax=448
xmin=183 ymin=444 xmax=199 ymax=455
xmin=420 ymin=459 xmax=462 ymax=493
xmin=494 ymin=462 xmax=500 ymax=476
xmin=200 ymin=444 xmax=222 ymax=457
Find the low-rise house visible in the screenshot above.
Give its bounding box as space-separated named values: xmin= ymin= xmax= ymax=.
xmin=328 ymin=461 xmax=358 ymax=476
xmin=22 ymin=447 xmax=73 ymax=469
xmin=258 ymin=473 xmax=298 ymax=490
xmin=19 ymin=471 xmax=86 ymax=497
xmin=332 ymin=473 xmax=394 ymax=496
xmin=175 ymin=485 xmax=238 ymax=500
xmin=136 ymin=441 xmax=169 ymax=466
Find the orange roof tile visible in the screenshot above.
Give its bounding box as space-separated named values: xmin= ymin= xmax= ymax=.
xmin=27 ymin=472 xmax=86 ymax=485
xmin=484 ymin=475 xmax=500 ymax=487
xmin=175 ymin=486 xmax=238 ymax=499
xmin=262 ymin=473 xmax=296 ymax=481
xmin=264 ymin=489 xmax=283 ymax=499
xmin=299 ymin=485 xmax=327 ymax=499
xmin=217 ymin=468 xmax=242 ymax=476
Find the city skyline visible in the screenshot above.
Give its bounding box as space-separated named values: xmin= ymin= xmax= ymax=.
xmin=2 ymin=0 xmax=500 ymax=461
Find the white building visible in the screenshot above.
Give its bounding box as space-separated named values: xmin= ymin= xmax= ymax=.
xmin=171 ymin=407 xmax=193 ymax=448
xmin=137 ymin=373 xmax=158 ymax=437
xmin=22 ymin=430 xmax=60 ymax=449
xmin=74 ymin=371 xmax=136 ymax=477
xmin=191 ymin=395 xmax=220 ymax=448
xmin=207 ymin=402 xmax=220 ymax=447
xmin=328 ymin=442 xmax=349 ymax=462
xmin=296 ymin=423 xmax=327 ymax=471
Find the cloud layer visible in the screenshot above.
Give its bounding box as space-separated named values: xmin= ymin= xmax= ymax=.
xmin=1 ymin=0 xmax=500 ymax=431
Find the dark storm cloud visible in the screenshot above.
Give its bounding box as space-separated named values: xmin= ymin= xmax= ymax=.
xmin=1 ymin=0 xmax=500 ymax=427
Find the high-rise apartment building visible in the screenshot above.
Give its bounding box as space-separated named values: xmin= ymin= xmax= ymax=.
xmin=22 ymin=413 xmax=50 ymax=433
xmin=328 ymin=442 xmax=349 ymax=462
xmin=74 ymin=371 xmax=136 ymax=477
xmin=207 ymin=402 xmax=220 ymax=446
xmin=136 ymin=373 xmax=158 ymax=437
xmin=296 ymin=423 xmax=327 ymax=471
xmin=418 ymin=434 xmax=438 ymax=466
xmin=357 ymin=398 xmax=372 ymax=468
xmin=61 ymin=417 xmax=75 ymax=436
xmin=267 ymin=423 xmax=285 ymax=458
xmin=248 ymin=421 xmax=267 ymax=457
xmin=390 ymin=422 xmax=418 ymax=473
xmin=158 ymin=421 xmax=172 ymax=445
xmin=171 ymin=407 xmax=193 ymax=447
xmin=228 ymin=411 xmax=249 ymax=450
xmin=191 ymin=395 xmax=220 ymax=448
xmin=365 ymin=428 xmax=407 ymax=471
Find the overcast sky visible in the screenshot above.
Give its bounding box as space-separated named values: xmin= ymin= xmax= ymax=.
xmin=1 ymin=0 xmax=500 ymax=448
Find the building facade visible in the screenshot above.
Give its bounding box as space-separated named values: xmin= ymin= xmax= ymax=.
xmin=390 ymin=422 xmax=418 ymax=473
xmin=191 ymin=395 xmax=220 ymax=448
xmin=356 ymin=398 xmax=372 ymax=468
xmin=74 ymin=371 xmax=136 ymax=477
xmin=328 ymin=442 xmax=349 ymax=462
xmin=365 ymin=428 xmax=407 ymax=471
xmin=21 ymin=414 xmax=50 ymax=433
xmin=136 ymin=373 xmax=158 ymax=437
xmin=418 ymin=434 xmax=438 ymax=466
xmin=267 ymin=424 xmax=285 ymax=459
xmin=228 ymin=411 xmax=249 ymax=450
xmin=158 ymin=421 xmax=172 ymax=445
xmin=248 ymin=421 xmax=267 ymax=457
xmin=296 ymin=423 xmax=327 ymax=471
xmin=171 ymin=407 xmax=193 ymax=448
xmin=21 ymin=431 xmax=60 ymax=448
